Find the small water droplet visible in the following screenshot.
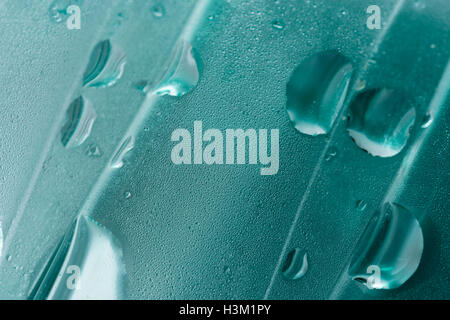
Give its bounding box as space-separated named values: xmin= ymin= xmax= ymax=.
xmin=134 ymin=80 xmax=152 ymax=94
xmin=354 ymin=79 xmax=366 ymax=91
xmin=83 ymin=39 xmax=127 ymax=88
xmin=430 ymin=43 xmax=436 ymax=49
xmin=282 ymin=248 xmax=308 ymax=280
xmin=110 ymin=136 xmax=135 ymax=169
xmin=286 ymin=51 xmax=353 ymax=136
xmin=124 ymin=191 xmax=132 ymax=199
xmin=61 ymin=96 xmax=96 ymax=148
xmin=85 ymin=143 xmax=102 ymax=157
xmin=7 ymin=254 xmax=12 ymax=262
xmin=325 ymin=146 xmax=338 ymax=161
xmin=421 ymin=113 xmax=433 ymax=128
xmin=151 ymin=4 xmax=165 ymax=18
xmin=356 ymin=200 xmax=367 ymax=211
xmin=152 ymin=40 xmax=200 ymax=97
xmin=271 ymin=20 xmax=285 ymax=30
xmin=349 ymin=203 xmax=423 ymax=289
xmin=413 ymin=1 xmax=426 ymax=10
xmin=346 ymin=88 xmax=415 ymax=157
xmin=223 ymin=266 xmax=231 ymax=274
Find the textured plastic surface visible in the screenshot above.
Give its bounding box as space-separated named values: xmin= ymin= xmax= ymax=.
xmin=0 ymin=0 xmax=449 ymax=299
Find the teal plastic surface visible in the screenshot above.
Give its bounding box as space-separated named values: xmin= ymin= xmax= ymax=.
xmin=0 ymin=0 xmax=449 ymax=299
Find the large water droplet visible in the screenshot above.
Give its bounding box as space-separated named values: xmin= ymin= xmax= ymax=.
xmin=61 ymin=96 xmax=96 ymax=148
xmin=349 ymin=202 xmax=423 ymax=290
xmin=28 ymin=215 xmax=126 ymax=299
xmin=110 ymin=136 xmax=135 ymax=169
xmin=282 ymin=248 xmax=308 ymax=280
xmin=346 ymin=88 xmax=415 ymax=157
xmin=83 ymin=40 xmax=127 ymax=88
xmin=152 ymin=40 xmax=200 ymax=97
xmin=286 ymin=51 xmax=353 ymax=136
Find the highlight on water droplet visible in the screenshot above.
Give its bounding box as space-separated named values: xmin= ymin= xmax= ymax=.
xmin=346 ymin=88 xmax=415 ymax=157
xmin=110 ymin=136 xmax=135 ymax=169
xmin=356 ymin=200 xmax=367 ymax=212
xmin=28 ymin=215 xmax=126 ymax=300
xmin=124 ymin=191 xmax=131 ymax=199
xmin=271 ymin=20 xmax=285 ymax=30
xmin=349 ymin=202 xmax=423 ymax=290
xmin=282 ymin=248 xmax=308 ymax=280
xmin=420 ymin=113 xmax=433 ymax=128
xmin=83 ymin=39 xmax=127 ymax=88
xmin=286 ymin=51 xmax=353 ymax=136
xmin=325 ymin=146 xmax=338 ymax=161
xmin=85 ymin=143 xmax=102 ymax=158
xmin=61 ymin=96 xmax=96 ymax=148
xmin=152 ymin=40 xmax=200 ymax=97
xmin=151 ymin=4 xmax=165 ymax=18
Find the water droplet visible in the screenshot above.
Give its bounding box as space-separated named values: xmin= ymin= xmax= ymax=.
xmin=152 ymin=40 xmax=200 ymax=97
xmin=354 ymin=79 xmax=366 ymax=91
xmin=271 ymin=20 xmax=285 ymax=30
xmin=421 ymin=113 xmax=433 ymax=128
xmin=83 ymin=39 xmax=127 ymax=88
xmin=85 ymin=143 xmax=102 ymax=157
xmin=346 ymin=88 xmax=415 ymax=157
xmin=286 ymin=51 xmax=353 ymax=136
xmin=110 ymin=136 xmax=135 ymax=169
xmin=133 ymin=80 xmax=152 ymax=95
xmin=223 ymin=266 xmax=231 ymax=274
xmin=6 ymin=254 xmax=12 ymax=262
xmin=282 ymin=248 xmax=308 ymax=280
xmin=325 ymin=146 xmax=338 ymax=161
xmin=413 ymin=1 xmax=426 ymax=10
xmin=356 ymin=200 xmax=367 ymax=211
xmin=151 ymin=4 xmax=165 ymax=18
xmin=28 ymin=215 xmax=126 ymax=299
xmin=124 ymin=191 xmax=132 ymax=199
xmin=430 ymin=43 xmax=436 ymax=49
xmin=349 ymin=203 xmax=423 ymax=289
xmin=61 ymin=96 xmax=96 ymax=148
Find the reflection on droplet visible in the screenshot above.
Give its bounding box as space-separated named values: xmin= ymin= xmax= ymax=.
xmin=83 ymin=40 xmax=126 ymax=88
xmin=271 ymin=20 xmax=285 ymax=30
xmin=356 ymin=200 xmax=367 ymax=212
xmin=325 ymin=146 xmax=338 ymax=161
xmin=346 ymin=88 xmax=415 ymax=157
xmin=151 ymin=4 xmax=165 ymax=18
xmin=349 ymin=202 xmax=423 ymax=289
xmin=421 ymin=113 xmax=433 ymax=128
xmin=61 ymin=96 xmax=96 ymax=148
xmin=282 ymin=248 xmax=308 ymax=280
xmin=152 ymin=40 xmax=200 ymax=97
xmin=110 ymin=136 xmax=135 ymax=169
xmin=286 ymin=51 xmax=353 ymax=136
xmin=28 ymin=215 xmax=126 ymax=300
xmin=124 ymin=191 xmax=132 ymax=199
xmin=85 ymin=143 xmax=102 ymax=158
